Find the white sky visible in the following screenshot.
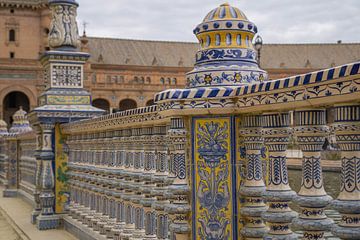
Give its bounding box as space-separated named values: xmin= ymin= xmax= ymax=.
xmin=77 ymin=0 xmax=360 ymax=44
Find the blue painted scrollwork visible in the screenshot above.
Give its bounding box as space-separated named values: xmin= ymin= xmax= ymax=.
xmin=196 ymin=121 xmax=230 ymax=240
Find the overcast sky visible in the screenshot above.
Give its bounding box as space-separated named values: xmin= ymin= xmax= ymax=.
xmin=77 ymin=0 xmax=360 ymax=44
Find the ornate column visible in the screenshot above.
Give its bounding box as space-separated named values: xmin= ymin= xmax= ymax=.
xmin=31 ymin=126 xmax=43 ymax=223
xmin=152 ymin=125 xmax=170 ymax=240
xmin=239 ymin=115 xmax=267 ymax=239
xmin=261 ymin=112 xmax=298 ymax=239
xmin=37 ymin=123 xmax=60 ymax=230
xmin=141 ymin=126 xmax=157 ymax=240
xmin=292 ymin=109 xmax=334 ymax=239
xmin=331 ymin=104 xmax=360 ymax=239
xmin=165 ymin=117 xmax=190 ymax=240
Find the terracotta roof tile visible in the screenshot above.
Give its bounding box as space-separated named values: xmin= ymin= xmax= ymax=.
xmin=87 ymin=37 xmax=360 ymax=69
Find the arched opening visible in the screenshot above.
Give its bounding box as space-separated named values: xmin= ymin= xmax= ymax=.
xmin=92 ymin=98 xmax=110 ymax=112
xmin=119 ymin=99 xmax=137 ymax=111
xmin=9 ymin=29 xmax=16 ymax=42
xmin=146 ymin=99 xmax=155 ymax=106
xmin=3 ymin=91 xmax=30 ymax=125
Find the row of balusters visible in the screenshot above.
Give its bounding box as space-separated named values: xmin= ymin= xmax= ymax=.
xmin=66 ymin=104 xmax=360 ymax=240
xmin=66 ymin=120 xmax=188 ymax=240
xmin=240 ymin=105 xmax=360 ymax=240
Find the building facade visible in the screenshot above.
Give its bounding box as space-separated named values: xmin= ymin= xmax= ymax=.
xmin=0 ymin=0 xmax=360 ymax=124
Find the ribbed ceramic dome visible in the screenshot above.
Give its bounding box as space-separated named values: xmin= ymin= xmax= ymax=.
xmin=203 ymin=3 xmax=248 ymax=22
xmin=9 ymin=106 xmax=33 ymax=134
xmin=187 ymin=3 xmax=267 ymax=88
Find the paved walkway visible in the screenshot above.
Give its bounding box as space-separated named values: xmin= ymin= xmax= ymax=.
xmin=0 ymin=210 xmax=20 ymax=240
xmin=0 ymin=187 xmax=77 ymax=240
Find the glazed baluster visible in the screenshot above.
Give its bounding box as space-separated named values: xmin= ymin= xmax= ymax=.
xmin=331 ymin=104 xmax=360 ymax=239
xmin=31 ymin=126 xmax=43 ymax=224
xmin=141 ymin=126 xmax=158 ymax=240
xmin=261 ymin=112 xmax=298 ymax=239
xmin=131 ymin=127 xmax=146 ymax=240
xmin=37 ymin=123 xmax=60 ymax=230
xmin=239 ymin=115 xmax=267 ymax=239
xmin=292 ymin=109 xmax=334 ymax=240
xmin=152 ymin=125 xmax=170 ymax=240
xmin=165 ymin=117 xmax=190 ymax=240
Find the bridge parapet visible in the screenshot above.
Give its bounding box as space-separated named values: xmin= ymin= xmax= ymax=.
xmin=0 ymin=2 xmax=360 ymax=240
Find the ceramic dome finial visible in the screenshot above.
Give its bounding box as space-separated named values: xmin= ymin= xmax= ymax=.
xmin=186 ymin=3 xmax=268 ymax=88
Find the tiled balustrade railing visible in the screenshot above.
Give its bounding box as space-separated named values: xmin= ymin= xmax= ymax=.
xmin=61 ymin=105 xmax=190 ymax=240
xmin=0 ymin=61 xmax=360 ymax=240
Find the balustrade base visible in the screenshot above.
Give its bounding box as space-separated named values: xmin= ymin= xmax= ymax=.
xmin=31 ymin=210 xmax=41 ymax=224
xmin=263 ymin=233 xmax=299 ymax=240
xmin=64 ymin=215 xmax=108 ymax=240
xmin=36 ymin=214 xmax=60 ymax=230
xmin=240 ymin=226 xmax=268 ymax=239
xmin=3 ymin=189 xmax=18 ymax=198
xmin=292 ymin=218 xmax=334 ymax=233
xmin=332 ymin=225 xmax=360 ymax=240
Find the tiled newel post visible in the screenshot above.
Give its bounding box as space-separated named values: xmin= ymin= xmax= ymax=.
xmin=29 ymin=0 xmax=103 ymax=230
xmin=37 ymin=124 xmax=59 ymax=229
xmin=239 ymin=115 xmax=267 ymax=239
xmin=31 ymin=126 xmax=43 ymax=223
xmin=261 ymin=112 xmax=298 ymax=239
xmin=331 ymin=104 xmax=360 ymax=239
xmin=165 ymin=117 xmax=190 ymax=240
xmin=292 ymin=109 xmax=334 ymax=239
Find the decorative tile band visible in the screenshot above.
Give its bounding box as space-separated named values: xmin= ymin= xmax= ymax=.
xmin=155 ymin=61 xmax=360 ymax=102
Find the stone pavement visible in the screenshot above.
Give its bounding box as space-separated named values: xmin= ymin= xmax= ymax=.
xmin=0 ymin=187 xmax=77 ymax=240
xmin=0 ymin=211 xmax=20 ymax=240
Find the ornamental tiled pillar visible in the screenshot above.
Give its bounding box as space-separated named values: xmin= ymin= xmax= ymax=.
xmin=239 ymin=115 xmax=267 ymax=239
xmin=292 ymin=109 xmax=334 ymax=239
xmin=141 ymin=126 xmax=158 ymax=240
xmin=331 ymin=104 xmax=360 ymax=239
xmin=31 ymin=126 xmax=43 ymax=223
xmin=37 ymin=123 xmax=59 ymax=230
xmin=165 ymin=117 xmax=190 ymax=240
xmin=261 ymin=112 xmax=298 ymax=239
xmin=28 ymin=0 xmax=103 ymax=230
xmin=152 ymin=125 xmax=170 ymax=240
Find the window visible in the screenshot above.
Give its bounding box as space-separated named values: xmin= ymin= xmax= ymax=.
xmin=146 ymin=77 xmax=151 ymax=84
xmin=160 ymin=77 xmax=165 ymax=84
xmin=10 ymin=52 xmax=15 ymax=59
xmin=9 ymin=29 xmax=16 ymax=42
xmin=10 ymin=9 xmax=14 ymax=14
xmin=172 ymin=78 xmax=177 ymax=85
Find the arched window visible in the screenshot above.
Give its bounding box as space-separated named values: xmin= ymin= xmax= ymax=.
xmin=119 ymin=99 xmax=137 ymax=111
xmin=9 ymin=29 xmax=16 ymax=42
xmin=237 ymin=35 xmax=242 ymax=45
xmin=146 ymin=99 xmax=155 ymax=106
xmin=166 ymin=78 xmax=171 ymax=84
xmin=160 ymin=77 xmax=165 ymax=84
xmin=92 ymin=98 xmax=110 ymax=112
xmin=172 ymin=78 xmax=177 ymax=85
xmin=245 ymin=36 xmax=250 ymax=47
xmin=140 ymin=77 xmax=145 ymax=84
xmin=215 ymin=34 xmax=221 ymax=46
xmin=146 ymin=77 xmax=151 ymax=84
xmin=3 ymin=91 xmax=30 ymax=125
